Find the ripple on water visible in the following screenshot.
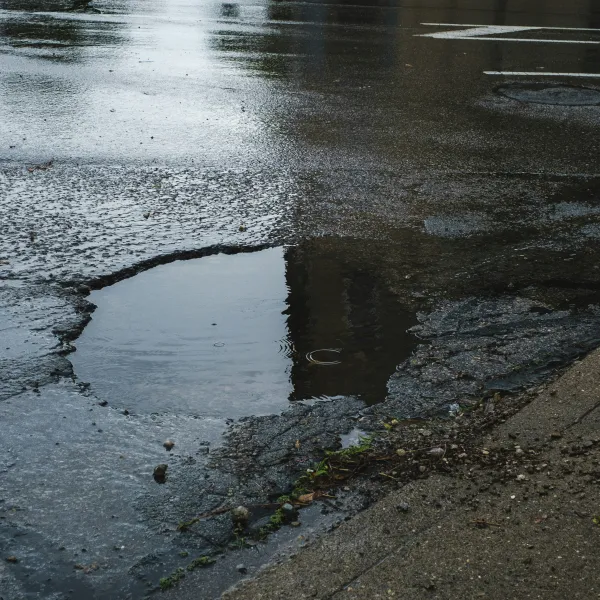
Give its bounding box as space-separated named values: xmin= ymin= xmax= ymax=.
xmin=72 ymin=244 xmax=417 ymax=418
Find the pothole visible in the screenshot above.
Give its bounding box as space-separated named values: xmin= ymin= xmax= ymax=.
xmin=496 ymin=83 xmax=600 ymax=106
xmin=72 ymin=245 xmax=417 ymax=417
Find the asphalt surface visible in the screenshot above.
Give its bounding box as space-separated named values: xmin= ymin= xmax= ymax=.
xmin=225 ymin=348 xmax=600 ymax=600
xmin=1 ymin=0 xmax=600 ymax=598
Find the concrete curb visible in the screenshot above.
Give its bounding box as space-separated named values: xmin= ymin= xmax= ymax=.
xmin=223 ymin=350 xmax=600 ymax=600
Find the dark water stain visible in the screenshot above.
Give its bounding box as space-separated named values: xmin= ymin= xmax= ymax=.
xmin=71 ymin=243 xmax=417 ymax=418
xmin=0 ymin=11 xmax=127 ymax=62
xmin=497 ymin=83 xmax=600 ymax=106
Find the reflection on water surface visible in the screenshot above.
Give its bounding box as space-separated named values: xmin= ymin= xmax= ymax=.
xmin=72 ymin=242 xmax=416 ymax=416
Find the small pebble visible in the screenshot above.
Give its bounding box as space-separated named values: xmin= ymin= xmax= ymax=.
xmin=153 ymin=464 xmax=168 ymax=483
xmin=231 ymin=506 xmax=250 ymax=525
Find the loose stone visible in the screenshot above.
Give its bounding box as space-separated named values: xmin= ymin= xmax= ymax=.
xmin=153 ymin=464 xmax=168 ymax=483
xmin=428 ymin=447 xmax=445 ymax=457
xmin=281 ymin=503 xmax=297 ymax=521
xmin=231 ymin=506 xmax=250 ymax=526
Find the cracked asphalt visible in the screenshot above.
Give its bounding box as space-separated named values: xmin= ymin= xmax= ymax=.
xmin=1 ymin=0 xmax=600 ymax=598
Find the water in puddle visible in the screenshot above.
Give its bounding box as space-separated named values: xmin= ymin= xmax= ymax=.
xmin=72 ymin=244 xmax=416 ymax=418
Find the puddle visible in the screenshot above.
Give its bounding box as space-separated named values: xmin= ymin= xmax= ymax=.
xmin=72 ymin=244 xmax=417 ymax=418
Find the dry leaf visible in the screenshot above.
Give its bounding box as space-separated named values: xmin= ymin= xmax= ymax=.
xmin=297 ymin=493 xmax=315 ymax=504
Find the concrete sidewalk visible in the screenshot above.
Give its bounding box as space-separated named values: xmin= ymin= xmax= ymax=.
xmin=224 ymin=350 xmax=600 ymax=600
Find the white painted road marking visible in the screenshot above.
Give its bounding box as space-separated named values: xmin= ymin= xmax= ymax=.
xmin=419 ymin=25 xmax=535 ymax=38
xmin=418 ymin=23 xmax=600 ymax=44
xmin=421 ymin=23 xmax=600 ymax=32
xmin=485 ymin=71 xmax=600 ymax=78
xmin=461 ymin=37 xmax=599 ymax=44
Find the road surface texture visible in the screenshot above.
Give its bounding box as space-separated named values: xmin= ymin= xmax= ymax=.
xmin=1 ymin=0 xmax=600 ymax=598
xmin=224 ymin=347 xmax=600 ymax=600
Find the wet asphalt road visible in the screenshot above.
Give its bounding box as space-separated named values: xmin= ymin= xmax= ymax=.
xmin=2 ymin=0 xmax=600 ymax=598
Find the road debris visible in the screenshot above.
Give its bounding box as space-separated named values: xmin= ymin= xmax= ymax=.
xmin=27 ymin=160 xmax=53 ymax=173
xmin=153 ymin=464 xmax=168 ymax=483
